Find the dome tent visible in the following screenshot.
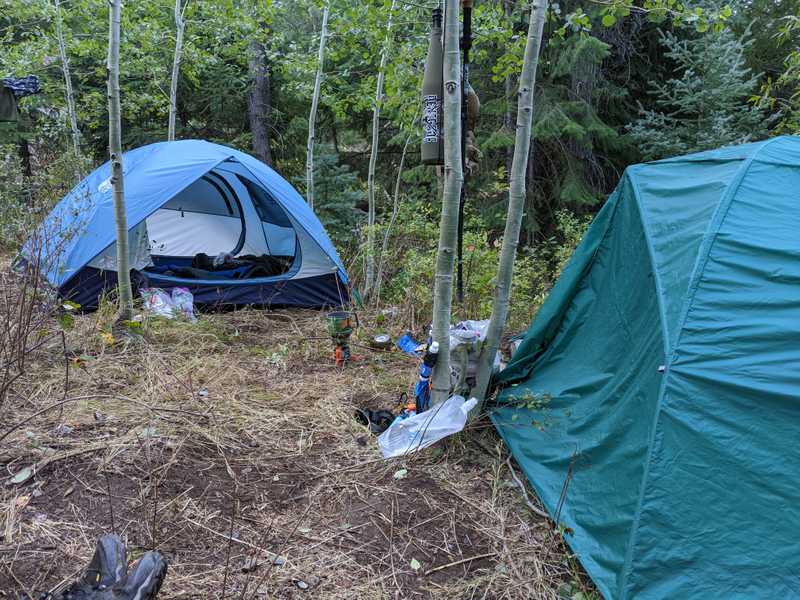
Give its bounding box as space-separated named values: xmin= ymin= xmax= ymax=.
xmin=492 ymin=136 xmax=800 ymax=599
xmin=24 ymin=140 xmax=348 ymax=310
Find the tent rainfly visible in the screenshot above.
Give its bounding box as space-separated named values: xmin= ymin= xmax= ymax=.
xmin=23 ymin=140 xmax=348 ymax=310
xmin=492 ymin=136 xmax=800 ymax=600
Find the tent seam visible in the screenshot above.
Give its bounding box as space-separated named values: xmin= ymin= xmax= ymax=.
xmin=617 ymin=138 xmax=776 ymax=599
xmin=231 ymin=161 xmax=341 ymax=281
xmin=626 ymin=169 xmax=671 ymax=356
xmin=617 ymin=169 xmax=672 ymax=600
xmin=234 ymin=159 xmax=347 ymax=282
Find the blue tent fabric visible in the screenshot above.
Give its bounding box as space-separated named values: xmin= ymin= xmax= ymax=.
xmin=59 ymin=268 xmax=344 ymax=312
xmin=25 ymin=140 xmax=347 ymax=308
xmin=492 ymin=136 xmax=800 ymax=599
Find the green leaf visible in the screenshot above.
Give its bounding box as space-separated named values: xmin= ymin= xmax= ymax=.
xmin=8 ymin=466 xmax=34 ymax=485
xmin=58 ymin=313 xmax=75 ymax=330
xmin=601 ymin=14 xmax=616 ymax=27
xmin=410 ymin=558 xmax=421 ymax=571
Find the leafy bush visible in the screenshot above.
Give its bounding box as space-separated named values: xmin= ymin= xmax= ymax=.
xmin=0 ymin=144 xmax=85 ymax=251
xmin=359 ymin=196 xmax=592 ymax=333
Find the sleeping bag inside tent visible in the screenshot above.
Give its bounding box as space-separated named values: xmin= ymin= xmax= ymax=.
xmin=491 ymin=136 xmax=800 ymax=600
xmin=23 ymin=140 xmax=348 ymax=310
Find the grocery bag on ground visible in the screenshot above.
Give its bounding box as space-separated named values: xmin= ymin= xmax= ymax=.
xmin=140 ymin=287 xmax=197 ymax=321
xmin=170 ymin=287 xmax=197 ymax=322
xmin=140 ymin=288 xmax=174 ymax=318
xmin=378 ymin=395 xmax=478 ymax=458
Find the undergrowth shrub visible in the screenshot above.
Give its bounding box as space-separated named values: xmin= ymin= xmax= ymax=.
xmin=0 ymin=143 xmax=85 ymax=251
xmin=354 ymin=195 xmax=592 ymax=332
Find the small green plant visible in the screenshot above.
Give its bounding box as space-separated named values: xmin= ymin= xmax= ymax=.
xmin=267 ymin=344 xmax=289 ymax=369
xmin=508 ymin=390 xmax=553 ymax=431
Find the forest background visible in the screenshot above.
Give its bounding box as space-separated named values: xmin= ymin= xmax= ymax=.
xmin=2 ymin=0 xmax=798 ymax=330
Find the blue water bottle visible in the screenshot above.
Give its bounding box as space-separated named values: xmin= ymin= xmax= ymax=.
xmin=415 ymin=341 xmax=439 ymax=413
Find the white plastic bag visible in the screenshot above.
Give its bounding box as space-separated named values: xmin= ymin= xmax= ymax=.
xmin=140 ymin=288 xmax=175 ymax=318
xmin=170 ymin=287 xmax=197 ymax=322
xmin=140 ymin=287 xmax=197 ymax=321
xmin=449 ymin=319 xmax=490 ymax=349
xmin=378 ymin=395 xmax=478 ymax=459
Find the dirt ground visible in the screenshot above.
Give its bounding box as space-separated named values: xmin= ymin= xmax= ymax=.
xmin=0 ymin=303 xmax=594 ymax=599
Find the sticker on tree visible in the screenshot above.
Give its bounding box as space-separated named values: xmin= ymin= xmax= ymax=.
xmin=422 ymin=94 xmax=441 ymax=143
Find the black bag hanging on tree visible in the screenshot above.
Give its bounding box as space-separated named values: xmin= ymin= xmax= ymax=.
xmin=456 ymin=0 xmax=473 ymax=304
xmin=421 ymin=6 xmax=444 ymax=165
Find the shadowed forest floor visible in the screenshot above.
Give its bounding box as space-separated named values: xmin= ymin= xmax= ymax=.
xmin=0 ymin=303 xmax=595 ymax=599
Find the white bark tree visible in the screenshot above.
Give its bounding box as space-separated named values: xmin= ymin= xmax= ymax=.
xmin=472 ymin=0 xmax=549 ymax=404
xmin=363 ymin=0 xmax=399 ymax=299
xmin=305 ymin=2 xmax=329 ymax=210
xmin=54 ymin=0 xmax=81 ymax=174
xmin=167 ymin=0 xmax=187 ymax=141
xmin=429 ymin=0 xmax=463 ymax=406
xmin=107 ymin=0 xmax=134 ymax=321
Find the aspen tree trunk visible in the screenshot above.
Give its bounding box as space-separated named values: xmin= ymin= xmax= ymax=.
xmin=373 ymin=130 xmax=412 ymax=304
xmin=430 ymin=0 xmax=463 ymax=406
xmin=364 ymin=0 xmax=398 ymax=299
xmin=108 ymin=0 xmax=134 ymax=321
xmin=54 ymin=0 xmax=81 ymax=173
xmin=472 ymin=0 xmax=548 ymax=404
xmin=305 ymin=3 xmax=329 ymax=210
xmin=503 ymin=0 xmax=515 ymax=177
xmin=167 ymin=0 xmax=186 ymax=141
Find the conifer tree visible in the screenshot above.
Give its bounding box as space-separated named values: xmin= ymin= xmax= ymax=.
xmin=628 ymin=28 xmax=769 ymax=160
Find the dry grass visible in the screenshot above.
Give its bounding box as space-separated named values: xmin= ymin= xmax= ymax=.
xmin=0 ymin=297 xmax=594 ymax=599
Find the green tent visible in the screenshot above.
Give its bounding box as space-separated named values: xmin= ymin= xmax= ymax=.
xmin=492 ymin=136 xmax=800 ymax=600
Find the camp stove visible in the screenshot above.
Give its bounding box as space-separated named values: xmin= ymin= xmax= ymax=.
xmin=326 ymin=311 xmax=354 ymax=366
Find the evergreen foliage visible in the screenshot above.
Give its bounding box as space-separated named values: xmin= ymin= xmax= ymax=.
xmin=306 ymin=144 xmax=363 ymax=248
xmin=628 ymin=27 xmax=770 ymax=160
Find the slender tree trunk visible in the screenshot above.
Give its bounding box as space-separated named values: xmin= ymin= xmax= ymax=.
xmin=18 ymin=139 xmax=32 ymax=177
xmin=364 ymin=0 xmax=398 ymax=299
xmin=248 ymin=40 xmax=273 ymax=166
xmin=503 ymin=0 xmax=515 ymax=178
xmin=373 ymin=130 xmax=412 ymax=304
xmin=525 ymin=135 xmax=535 ymax=244
xmin=472 ymin=0 xmax=548 ymax=404
xmin=430 ymin=0 xmax=463 ymax=406
xmin=306 ymin=2 xmax=329 ymax=209
xmin=167 ymin=0 xmax=186 ymax=141
xmin=108 ymin=0 xmax=133 ymax=321
xmin=54 ymin=0 xmax=81 ymax=175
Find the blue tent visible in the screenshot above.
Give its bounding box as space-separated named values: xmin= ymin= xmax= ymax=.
xmin=24 ymin=140 xmax=348 ymax=310
xmin=492 ymin=136 xmax=800 ymax=599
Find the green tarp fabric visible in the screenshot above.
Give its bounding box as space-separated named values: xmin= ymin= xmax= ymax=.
xmin=492 ymin=136 xmax=800 ymax=600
